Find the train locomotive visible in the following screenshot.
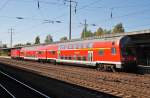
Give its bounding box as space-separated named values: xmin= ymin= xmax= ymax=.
xmin=11 ymin=35 xmax=137 ymax=72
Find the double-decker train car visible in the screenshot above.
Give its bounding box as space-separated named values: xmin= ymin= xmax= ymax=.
xmin=19 ymin=46 xmax=38 ymax=60
xmin=11 ymin=48 xmax=20 ymax=59
xmin=11 ymin=35 xmax=137 ymax=71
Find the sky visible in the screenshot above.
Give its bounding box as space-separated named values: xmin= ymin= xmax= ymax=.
xmin=0 ymin=0 xmax=150 ymax=47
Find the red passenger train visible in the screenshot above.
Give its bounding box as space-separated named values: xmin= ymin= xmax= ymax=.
xmin=11 ymin=36 xmax=137 ymax=71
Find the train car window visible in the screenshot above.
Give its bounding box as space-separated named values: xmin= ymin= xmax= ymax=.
xmin=21 ymin=52 xmax=24 ymax=55
xmin=99 ymin=49 xmax=104 ymax=56
xmin=63 ymin=45 xmax=66 ymax=49
xmin=65 ymin=45 xmax=68 ymax=49
xmin=68 ymin=57 xmax=72 ymax=60
xmin=65 ymin=56 xmax=68 ymax=60
xmin=76 ymin=44 xmax=79 ymax=49
xmin=80 ymin=44 xmax=84 ymax=49
xmin=59 ymin=45 xmax=61 ymax=50
xmin=48 ymin=51 xmax=51 ymax=54
xmin=74 ymin=55 xmax=76 ymax=60
xmin=111 ymin=47 xmax=116 ymax=55
xmin=82 ymin=56 xmax=86 ymax=61
xmin=112 ymin=41 xmax=115 ymax=45
xmin=124 ymin=47 xmax=135 ymax=56
xmin=87 ymin=43 xmax=93 ymax=48
xmin=78 ymin=44 xmax=81 ymax=49
xmin=61 ymin=56 xmax=64 ymax=59
xmin=77 ymin=57 xmax=81 ymax=60
xmin=52 ymin=51 xmax=55 ymax=55
xmin=58 ymin=46 xmax=61 ymax=50
xmin=38 ymin=51 xmax=43 ymax=54
xmin=60 ymin=45 xmax=65 ymax=50
xmin=83 ymin=44 xmax=87 ymax=48
xmin=68 ymin=44 xmax=73 ymax=49
xmin=73 ymin=44 xmax=76 ymax=49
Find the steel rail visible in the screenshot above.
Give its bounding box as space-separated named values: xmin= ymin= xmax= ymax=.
xmin=0 ymin=83 xmax=16 ymax=98
xmin=0 ymin=70 xmax=51 ymax=98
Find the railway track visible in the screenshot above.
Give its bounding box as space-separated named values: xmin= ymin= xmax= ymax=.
xmin=0 ymin=69 xmax=51 ymax=98
xmin=0 ymin=58 xmax=150 ymax=98
xmin=0 ymin=83 xmax=15 ymax=98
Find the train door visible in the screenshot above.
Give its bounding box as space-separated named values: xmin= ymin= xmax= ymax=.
xmin=88 ymin=51 xmax=93 ymax=62
xmin=57 ymin=50 xmax=61 ymax=59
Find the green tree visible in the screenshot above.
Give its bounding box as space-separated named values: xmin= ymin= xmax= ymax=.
xmin=81 ymin=27 xmax=93 ymax=38
xmin=103 ymin=29 xmax=111 ymax=34
xmin=60 ymin=36 xmax=68 ymax=42
xmin=26 ymin=42 xmax=31 ymax=45
xmin=112 ymin=23 xmax=124 ymax=33
xmin=94 ymin=27 xmax=104 ymax=36
xmin=14 ymin=43 xmax=24 ymax=48
xmin=35 ymin=36 xmax=40 ymax=44
xmin=44 ymin=35 xmax=53 ymax=44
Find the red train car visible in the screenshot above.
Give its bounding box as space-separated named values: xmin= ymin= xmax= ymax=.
xmin=46 ymin=44 xmax=58 ymax=63
xmin=11 ymin=35 xmax=137 ymax=71
xmin=56 ymin=36 xmax=136 ymax=71
xmin=20 ymin=46 xmax=38 ymax=60
xmin=37 ymin=45 xmax=47 ymax=61
xmin=11 ymin=48 xmax=21 ymax=59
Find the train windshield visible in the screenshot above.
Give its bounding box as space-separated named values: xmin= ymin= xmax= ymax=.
xmin=122 ymin=47 xmax=135 ymax=56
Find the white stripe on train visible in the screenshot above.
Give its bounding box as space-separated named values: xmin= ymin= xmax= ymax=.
xmin=22 ymin=56 xmax=122 ymax=68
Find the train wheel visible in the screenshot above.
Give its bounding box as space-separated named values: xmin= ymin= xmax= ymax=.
xmin=53 ymin=60 xmax=56 ymax=65
xmin=111 ymin=65 xmax=116 ymax=72
xmin=96 ymin=63 xmax=104 ymax=71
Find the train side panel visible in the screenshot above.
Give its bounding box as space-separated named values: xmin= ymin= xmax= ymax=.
xmin=37 ymin=45 xmax=47 ymax=60
xmin=93 ymin=40 xmax=122 ymax=68
xmin=21 ymin=46 xmax=38 ymax=60
xmin=11 ymin=49 xmax=21 ymax=59
xmin=46 ymin=45 xmax=58 ymax=63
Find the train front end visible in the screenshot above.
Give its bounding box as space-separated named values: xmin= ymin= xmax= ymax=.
xmin=119 ymin=36 xmax=137 ymax=71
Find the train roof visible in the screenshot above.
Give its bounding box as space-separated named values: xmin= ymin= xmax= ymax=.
xmin=16 ymin=29 xmax=150 ymax=48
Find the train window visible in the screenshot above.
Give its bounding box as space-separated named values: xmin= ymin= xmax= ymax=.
xmin=49 ymin=51 xmax=51 ymax=54
xmin=65 ymin=45 xmax=68 ymax=49
xmin=76 ymin=44 xmax=80 ymax=49
xmin=52 ymin=51 xmax=55 ymax=55
xmin=111 ymin=47 xmax=116 ymax=55
xmin=60 ymin=45 xmax=65 ymax=50
xmin=48 ymin=51 xmax=55 ymax=55
xmin=74 ymin=55 xmax=76 ymax=60
xmin=73 ymin=44 xmax=76 ymax=49
xmin=48 ymin=51 xmax=51 ymax=54
xmin=78 ymin=44 xmax=81 ymax=49
xmin=68 ymin=44 xmax=73 ymax=49
xmin=99 ymin=49 xmax=104 ymax=56
xmin=112 ymin=41 xmax=115 ymax=45
xmin=80 ymin=44 xmax=84 ymax=49
xmin=65 ymin=56 xmax=68 ymax=60
xmin=61 ymin=56 xmax=64 ymax=59
xmin=68 ymin=57 xmax=72 ymax=60
xmin=59 ymin=45 xmax=62 ymax=50
xmin=87 ymin=43 xmax=93 ymax=48
xmin=81 ymin=56 xmax=86 ymax=61
xmin=77 ymin=57 xmax=81 ymax=60
xmin=21 ymin=52 xmax=24 ymax=54
xmin=83 ymin=44 xmax=87 ymax=48
xmin=38 ymin=51 xmax=43 ymax=54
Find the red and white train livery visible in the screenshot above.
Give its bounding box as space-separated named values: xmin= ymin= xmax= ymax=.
xmin=11 ymin=36 xmax=137 ymax=71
